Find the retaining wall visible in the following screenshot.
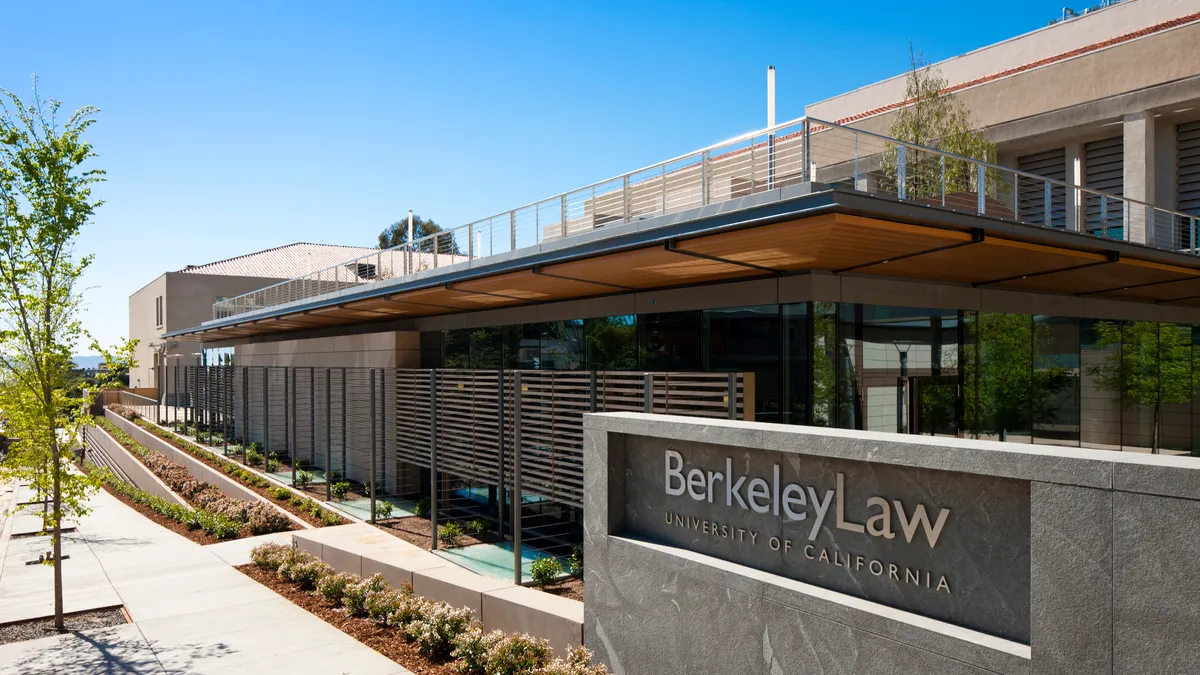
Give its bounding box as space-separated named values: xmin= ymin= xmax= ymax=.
xmin=104 ymin=410 xmax=310 ymax=530
xmin=582 ymin=412 xmax=1200 ymax=675
xmin=293 ymin=524 xmax=584 ymax=653
xmin=85 ymin=425 xmax=189 ymax=508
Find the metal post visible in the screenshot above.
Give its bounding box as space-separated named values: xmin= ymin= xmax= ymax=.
xmin=700 ymin=152 xmax=709 ymax=206
xmin=289 ymin=367 xmax=296 ymax=485
xmin=241 ymin=367 xmax=249 ymax=465
xmin=643 ymin=372 xmax=653 ymax=413
xmin=263 ymin=367 xmax=270 ymax=469
xmin=369 ymin=369 xmax=377 ymax=523
xmin=340 ymin=368 xmax=347 ymax=481
xmin=1192 ymin=217 xmax=1197 ymax=254
xmin=897 ymin=146 xmax=907 ymax=200
xmin=222 ymin=356 xmax=229 ymax=454
xmin=468 ymin=223 xmax=474 ymax=259
xmin=497 ymin=368 xmax=506 ymax=537
xmin=325 ymin=368 xmax=332 ymax=501
xmin=155 ymin=355 xmax=161 ymax=424
xmin=977 ymin=163 xmax=986 ymax=215
xmin=560 ymin=195 xmax=568 ymax=239
xmin=509 ymin=211 xmax=516 ymax=251
xmin=512 ymin=371 xmax=523 ymax=585
xmin=802 ymin=118 xmax=811 ymax=183
xmin=1044 ymin=181 xmax=1051 ymax=226
xmin=429 ymin=370 xmax=439 ymax=550
xmin=852 ymin=134 xmax=859 ymax=190
xmin=310 ymin=367 xmax=316 ymax=468
xmin=940 ymin=155 xmax=946 ymax=206
xmin=727 ymin=373 xmax=736 ymax=419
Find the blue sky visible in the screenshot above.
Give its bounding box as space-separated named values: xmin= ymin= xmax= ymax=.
xmin=0 ymin=0 xmax=1066 ymax=350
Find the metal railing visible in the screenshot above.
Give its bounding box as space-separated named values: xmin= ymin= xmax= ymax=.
xmin=212 ymin=117 xmax=1200 ymax=321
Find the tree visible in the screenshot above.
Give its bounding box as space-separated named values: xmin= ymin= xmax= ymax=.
xmin=963 ymin=313 xmax=1073 ymax=441
xmin=1086 ymin=321 xmax=1193 ymax=454
xmin=377 ymin=213 xmax=446 ymax=249
xmin=882 ymin=47 xmax=1007 ymax=206
xmin=0 ymin=80 xmax=126 ymax=632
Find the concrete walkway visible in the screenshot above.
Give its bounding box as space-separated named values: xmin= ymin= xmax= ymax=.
xmin=0 ymin=482 xmax=410 ymax=675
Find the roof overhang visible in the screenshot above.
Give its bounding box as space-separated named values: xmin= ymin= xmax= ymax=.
xmin=168 ymin=187 xmax=1200 ymax=342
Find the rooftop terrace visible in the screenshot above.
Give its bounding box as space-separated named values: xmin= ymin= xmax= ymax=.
xmin=183 ymin=117 xmax=1200 ymax=340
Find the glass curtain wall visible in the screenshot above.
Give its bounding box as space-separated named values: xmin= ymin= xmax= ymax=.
xmin=426 ymin=304 xmax=1200 ymax=455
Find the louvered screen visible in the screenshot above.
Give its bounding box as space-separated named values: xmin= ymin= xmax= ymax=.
xmin=291 ymin=367 xmax=316 ymax=467
xmin=396 ymin=369 xmax=434 ymax=469
xmin=1017 ymin=148 xmax=1067 ymax=228
xmin=435 ymin=369 xmax=504 ymax=485
xmin=1179 ymin=120 xmax=1200 ymax=217
xmin=1083 ymin=136 xmax=1124 ymax=237
xmin=651 ymin=372 xmax=746 ymax=419
xmin=514 ymin=371 xmax=591 ymax=506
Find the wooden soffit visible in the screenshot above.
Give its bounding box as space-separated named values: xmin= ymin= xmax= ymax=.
xmin=855 ymin=237 xmax=1105 ymax=285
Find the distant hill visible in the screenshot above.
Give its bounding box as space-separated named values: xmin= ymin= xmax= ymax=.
xmin=72 ymin=355 xmax=104 ymax=370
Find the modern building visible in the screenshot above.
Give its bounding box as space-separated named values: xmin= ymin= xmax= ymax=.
xmin=128 ymin=242 xmax=377 ymax=388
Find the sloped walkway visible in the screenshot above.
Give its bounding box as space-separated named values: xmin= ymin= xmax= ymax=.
xmin=0 ymin=482 xmax=410 ymax=675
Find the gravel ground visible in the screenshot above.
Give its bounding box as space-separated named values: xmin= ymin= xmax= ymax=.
xmin=0 ymin=607 xmax=128 ymax=645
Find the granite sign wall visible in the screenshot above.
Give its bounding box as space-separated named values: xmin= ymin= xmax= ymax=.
xmin=585 ymin=413 xmax=1200 ymax=675
xmin=622 ymin=437 xmax=1031 ymax=642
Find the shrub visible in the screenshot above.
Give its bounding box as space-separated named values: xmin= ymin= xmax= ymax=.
xmin=464 ymin=518 xmax=488 ymax=535
xmin=375 ymin=501 xmax=393 ymax=520
xmin=331 ymin=481 xmax=351 ymax=500
xmin=343 ymin=574 xmax=388 ymax=617
xmin=264 ymin=458 xmax=279 ymax=473
xmin=316 ymin=571 xmax=357 ymax=606
xmin=295 ymin=470 xmax=314 ymax=489
xmin=414 ymin=496 xmax=430 ymax=518
xmin=245 ymin=447 xmax=263 ymax=465
xmin=452 ymin=627 xmax=506 ymax=675
xmin=110 ymin=404 xmax=138 ymax=421
xmin=364 ymin=587 xmax=406 ymax=627
xmin=246 ymin=503 xmax=292 ymax=535
xmin=270 ymin=486 xmax=291 ymax=500
xmin=283 ymin=558 xmax=333 ymax=590
xmin=290 ymin=493 xmax=305 ymax=507
xmin=534 ymin=645 xmax=610 ymax=675
xmin=275 ymin=549 xmax=318 ymax=582
xmin=530 ymin=556 xmax=562 ymax=589
xmin=388 ymin=584 xmax=430 ymax=627
xmin=438 ymin=522 xmax=464 ymax=548
xmin=568 ymin=545 xmax=583 ymax=578
xmin=322 ymin=510 xmax=343 ymax=527
xmin=406 ymin=602 xmax=475 ymax=659
xmin=250 ymin=542 xmax=293 ymax=570
xmin=485 ymin=633 xmax=552 ymax=675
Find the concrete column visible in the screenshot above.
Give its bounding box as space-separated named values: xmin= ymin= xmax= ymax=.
xmin=1124 ymin=112 xmax=1156 ymax=244
xmin=1066 ymin=142 xmax=1083 ymax=232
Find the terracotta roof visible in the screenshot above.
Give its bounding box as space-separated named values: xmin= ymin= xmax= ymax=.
xmin=833 ymin=11 xmax=1200 ymax=125
xmin=178 ymin=242 xmax=378 ymax=279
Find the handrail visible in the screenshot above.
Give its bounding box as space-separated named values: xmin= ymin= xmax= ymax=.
xmin=212 ymin=116 xmax=1200 ymax=323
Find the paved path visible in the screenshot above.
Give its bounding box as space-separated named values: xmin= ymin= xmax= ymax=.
xmin=0 ymin=482 xmax=410 ymax=675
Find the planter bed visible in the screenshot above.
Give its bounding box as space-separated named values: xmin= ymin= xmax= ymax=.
xmin=238 ymin=542 xmax=605 ymax=675
xmin=90 ymin=469 xmax=235 ymax=545
xmin=0 ymin=607 xmax=128 ymax=646
xmin=93 ymin=416 xmax=292 ymax=538
xmin=107 ymin=408 xmax=347 ymax=529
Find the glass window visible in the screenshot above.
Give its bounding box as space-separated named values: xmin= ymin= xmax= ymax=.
xmin=1080 ymin=319 xmax=1122 ymax=450
xmin=782 ymin=303 xmax=809 ymax=425
xmin=811 ymin=302 xmax=839 ymax=427
xmin=967 ymin=312 xmax=1033 ymax=443
xmin=585 ymin=316 xmax=638 ymax=370
xmin=541 ymin=320 xmax=585 ymax=370
xmin=469 ymin=327 xmax=503 ymax=369
xmin=1032 ymin=316 xmax=1080 ymax=446
xmin=704 ymin=306 xmax=780 ymax=423
xmin=639 ymin=311 xmax=702 ymax=371
xmin=444 ymin=329 xmax=471 ymax=368
xmin=501 ymin=324 xmax=540 ymax=369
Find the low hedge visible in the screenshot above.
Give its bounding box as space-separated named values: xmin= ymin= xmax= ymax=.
xmin=249 ymin=543 xmax=606 ymax=674
xmin=94 ymin=416 xmax=290 ymax=535
xmin=125 ymin=414 xmax=345 ymax=527
xmin=87 ymin=462 xmax=241 ymax=539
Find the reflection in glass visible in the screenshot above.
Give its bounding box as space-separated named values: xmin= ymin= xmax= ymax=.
xmin=541 ymin=320 xmax=585 ymax=370
xmin=704 ymin=306 xmax=780 ymax=423
xmin=782 ymin=303 xmax=809 ymax=425
xmin=585 ymin=316 xmax=637 ymax=370
xmin=640 ymin=311 xmax=702 ymax=371
xmin=1032 ymin=316 xmax=1081 ymax=446
xmin=469 ymin=326 xmax=503 ymax=369
xmin=1087 ymin=320 xmax=1192 ymax=453
xmin=444 ymin=329 xmax=472 ymax=368
xmin=811 ymin=302 xmax=838 ymax=427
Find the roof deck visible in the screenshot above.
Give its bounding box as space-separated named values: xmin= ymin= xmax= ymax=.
xmin=174 ymin=117 xmax=1200 ymax=341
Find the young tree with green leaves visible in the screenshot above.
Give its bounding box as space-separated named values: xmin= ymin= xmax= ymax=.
xmin=1086 ymin=321 xmax=1193 ymax=454
xmin=0 ymin=80 xmax=133 ymax=631
xmin=882 ymin=47 xmax=1006 ymax=205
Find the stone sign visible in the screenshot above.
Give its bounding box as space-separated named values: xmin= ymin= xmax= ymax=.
xmin=621 ymin=435 xmax=1031 ymax=642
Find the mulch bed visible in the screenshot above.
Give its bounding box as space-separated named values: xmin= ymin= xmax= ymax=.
xmin=541 ymin=576 xmax=584 ymax=603
xmin=137 ymin=422 xmax=346 ymax=528
xmin=0 ymin=607 xmax=128 ymax=645
xmin=95 ymin=480 xmax=230 ymax=545
xmin=235 ymin=564 xmax=456 ymax=675
xmin=375 ymin=516 xmax=495 ymax=550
